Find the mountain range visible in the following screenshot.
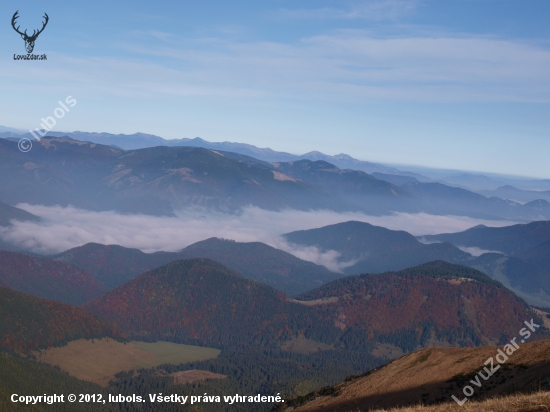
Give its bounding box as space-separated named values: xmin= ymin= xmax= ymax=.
xmin=3 ymin=130 xmax=550 ymax=193
xmin=1 ymin=233 xmax=549 ymax=410
xmin=2 ymin=129 xmax=550 ymax=410
xmin=4 ymin=215 xmax=550 ymax=306
xmin=284 ymin=221 xmax=471 ymax=274
xmin=1 ymin=130 xmax=401 ymax=175
xmin=4 ymin=214 xmax=550 ymax=306
xmin=479 ymin=185 xmax=550 ymax=203
xmin=285 ymin=220 xmax=550 ymax=306
xmin=0 ymin=136 xmax=549 ymax=221
xmin=83 ymin=259 xmax=541 ymax=353
xmin=423 ymin=221 xmax=550 ymax=255
xmin=52 ymin=238 xmax=340 ymax=296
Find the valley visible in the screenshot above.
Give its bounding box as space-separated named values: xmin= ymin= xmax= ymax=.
xmin=3 ymin=2 xmax=549 ymax=410
xmin=1 ymin=136 xmax=550 ymax=411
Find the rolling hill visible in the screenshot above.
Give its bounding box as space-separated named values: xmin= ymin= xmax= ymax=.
xmin=284 ymin=221 xmax=470 ymax=274
xmin=296 ymin=261 xmax=542 ymax=350
xmin=52 ymin=239 xmax=340 ymax=296
xmin=82 ymin=258 xmax=309 ymax=348
xmin=0 ymin=250 xmax=107 ymax=305
xmin=0 ymin=286 xmax=125 ymax=354
xmin=422 ymin=221 xmax=550 ymax=255
xmin=417 ymin=221 xmax=550 ymax=306
xmin=83 ymin=259 xmax=542 ymax=355
xmin=177 ymin=238 xmax=341 ymax=296
xmin=283 ymin=219 xmax=550 ymax=306
xmin=51 ymin=243 xmax=170 ymax=289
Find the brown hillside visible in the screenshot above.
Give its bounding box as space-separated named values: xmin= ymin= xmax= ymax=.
xmin=376 ymin=391 xmax=550 ymax=412
xmin=84 ymin=260 xmax=545 ymax=354
xmin=0 ymin=250 xmax=107 ymax=305
xmin=288 ymin=338 xmax=550 ymax=412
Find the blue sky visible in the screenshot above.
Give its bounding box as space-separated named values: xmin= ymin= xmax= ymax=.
xmin=1 ymin=0 xmax=550 ymax=178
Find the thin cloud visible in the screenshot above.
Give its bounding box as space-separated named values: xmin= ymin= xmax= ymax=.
xmin=0 ymin=205 xmax=517 ymax=272
xmin=2 ymin=27 xmax=550 ymax=104
xmin=279 ymin=0 xmax=418 ymax=21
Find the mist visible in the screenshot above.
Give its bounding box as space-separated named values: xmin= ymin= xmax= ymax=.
xmin=0 ymin=204 xmax=517 ymax=272
xmin=455 ymin=246 xmax=505 ymax=257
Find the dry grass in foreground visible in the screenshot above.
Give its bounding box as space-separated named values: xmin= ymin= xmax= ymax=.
xmin=378 ymin=391 xmax=550 ymax=412
xmin=290 ymin=339 xmax=550 ymax=412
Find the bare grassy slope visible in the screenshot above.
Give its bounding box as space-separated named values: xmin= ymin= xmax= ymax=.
xmin=289 ymin=338 xmax=550 ymax=412
xmin=380 ymin=391 xmax=550 ymax=412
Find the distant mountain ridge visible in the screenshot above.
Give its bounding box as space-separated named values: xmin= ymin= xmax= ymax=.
xmin=3 ymin=130 xmax=401 ymax=175
xmin=0 ymin=200 xmax=40 ymax=227
xmin=1 ymin=136 xmax=547 ymax=221
xmin=479 ymin=185 xmax=550 ymax=203
xmin=176 ymin=238 xmax=341 ymax=296
xmin=0 ymin=137 xmax=406 ymax=216
xmin=284 ymin=221 xmax=471 ymax=274
xmin=422 ymin=221 xmax=550 ymax=255
xmin=52 ymin=238 xmax=341 ymax=296
xmin=3 ymin=128 xmax=550 ymax=193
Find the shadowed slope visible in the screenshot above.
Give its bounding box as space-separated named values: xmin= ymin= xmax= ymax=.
xmin=177 ymin=238 xmax=341 ymax=296
xmin=84 ymin=259 xmax=542 ymax=354
xmin=286 ymin=338 xmax=550 ymax=412
xmin=423 ymin=221 xmax=550 ymax=255
xmin=0 ymin=286 xmax=126 ymax=354
xmin=0 ymin=250 xmax=107 ymax=305
xmin=284 ymin=221 xmax=470 ymax=274
xmin=0 ymin=200 xmax=39 ymax=227
xmin=53 ymin=239 xmax=341 ymax=296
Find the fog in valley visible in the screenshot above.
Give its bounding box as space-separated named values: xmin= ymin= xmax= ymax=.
xmin=0 ymin=203 xmax=517 ymax=271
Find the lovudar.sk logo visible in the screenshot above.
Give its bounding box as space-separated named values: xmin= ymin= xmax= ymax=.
xmin=11 ymin=10 xmax=49 ymax=60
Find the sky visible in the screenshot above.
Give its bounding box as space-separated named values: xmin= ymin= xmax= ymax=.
xmin=1 ymin=0 xmax=549 ymax=178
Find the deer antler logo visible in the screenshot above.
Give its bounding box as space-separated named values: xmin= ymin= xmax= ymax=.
xmin=11 ymin=11 xmax=49 ymax=54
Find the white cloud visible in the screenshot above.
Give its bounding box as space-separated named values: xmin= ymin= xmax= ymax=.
xmin=456 ymin=246 xmax=505 ymax=257
xmin=0 ymin=205 xmax=517 ymax=271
